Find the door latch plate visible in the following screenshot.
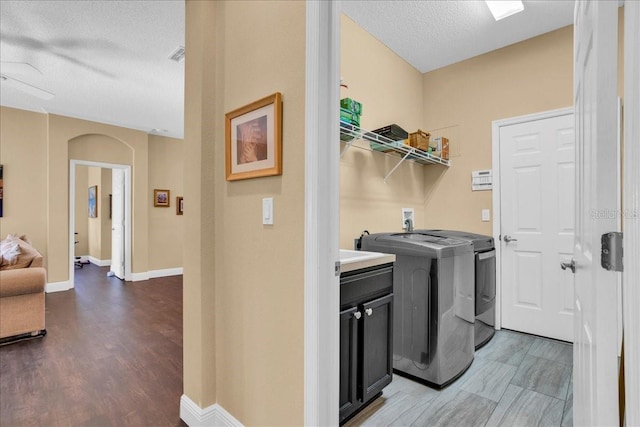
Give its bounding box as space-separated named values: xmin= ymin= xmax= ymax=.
xmin=601 ymin=232 xmax=623 ymax=272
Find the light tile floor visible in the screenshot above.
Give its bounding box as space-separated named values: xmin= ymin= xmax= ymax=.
xmin=345 ymin=329 xmax=573 ymax=427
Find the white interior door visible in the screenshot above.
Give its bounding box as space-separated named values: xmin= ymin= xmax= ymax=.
xmin=499 ymin=112 xmax=575 ymax=342
xmin=110 ymin=168 xmax=125 ymax=279
xmin=573 ymin=1 xmax=620 ymax=426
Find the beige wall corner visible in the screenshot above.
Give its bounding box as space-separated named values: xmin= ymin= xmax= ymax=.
xmin=183 ymin=0 xmax=218 ymax=411
xmin=74 ymin=165 xmax=90 ymax=256
xmin=339 ymin=14 xmax=427 ymax=247
xmin=88 ymin=166 xmax=103 ymax=259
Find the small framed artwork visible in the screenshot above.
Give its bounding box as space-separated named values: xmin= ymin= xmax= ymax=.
xmin=176 ymin=197 xmax=184 ymax=215
xmin=88 ymin=185 xmax=98 ymax=218
xmin=154 ymin=189 xmax=170 ymax=207
xmin=225 ymin=92 xmax=282 ymax=181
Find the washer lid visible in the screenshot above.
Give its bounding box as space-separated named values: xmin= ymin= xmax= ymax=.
xmin=365 ymin=232 xmax=473 ymax=258
xmin=417 ymin=229 xmax=494 ymax=251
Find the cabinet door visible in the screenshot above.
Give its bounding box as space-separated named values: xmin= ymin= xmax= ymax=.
xmin=339 ymin=306 xmax=360 ymax=422
xmin=361 ymin=293 xmax=393 ymax=403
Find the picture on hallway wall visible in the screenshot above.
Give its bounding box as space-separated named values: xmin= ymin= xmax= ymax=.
xmin=0 ymin=164 xmax=3 ymax=218
xmin=225 ymin=92 xmax=282 ymax=181
xmin=176 ymin=197 xmax=183 ymax=215
xmin=88 ymin=185 xmax=98 ymax=218
xmin=154 ymin=189 xmax=170 ymax=207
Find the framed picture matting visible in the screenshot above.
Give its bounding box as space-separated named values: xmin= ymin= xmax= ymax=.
xmin=225 ymin=92 xmax=282 ymax=181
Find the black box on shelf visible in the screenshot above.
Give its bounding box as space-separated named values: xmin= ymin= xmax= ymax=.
xmin=370 ymin=124 xmax=408 ymax=140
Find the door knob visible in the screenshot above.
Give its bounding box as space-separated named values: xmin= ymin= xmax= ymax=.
xmin=353 ymin=311 xmax=362 ymax=320
xmin=561 ymin=258 xmax=576 ymax=273
xmin=365 ymin=308 xmax=373 ymax=316
xmin=504 ymin=235 xmax=518 ymax=243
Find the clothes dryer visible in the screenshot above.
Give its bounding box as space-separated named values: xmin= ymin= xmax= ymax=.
xmin=417 ymin=230 xmax=496 ymax=349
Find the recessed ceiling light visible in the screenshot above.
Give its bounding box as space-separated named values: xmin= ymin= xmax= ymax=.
xmin=168 ymin=46 xmax=185 ymax=63
xmin=150 ymin=128 xmax=168 ymax=134
xmin=485 ymin=1 xmax=524 ymax=21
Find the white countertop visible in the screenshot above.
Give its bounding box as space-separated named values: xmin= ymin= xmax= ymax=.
xmin=339 ymin=249 xmax=396 ymax=273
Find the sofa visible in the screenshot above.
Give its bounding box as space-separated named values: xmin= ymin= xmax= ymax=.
xmin=0 ymin=235 xmax=47 ymax=341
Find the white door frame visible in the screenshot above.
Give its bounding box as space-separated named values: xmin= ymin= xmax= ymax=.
xmin=69 ymin=160 xmax=132 ymax=287
xmin=304 ymin=0 xmax=341 ymax=425
xmin=491 ymin=107 xmax=573 ymax=330
xmin=623 ymin=1 xmax=640 ymax=424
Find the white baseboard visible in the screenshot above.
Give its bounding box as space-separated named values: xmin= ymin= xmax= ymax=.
xmin=46 ymin=280 xmax=73 ymax=293
xmin=180 ymin=395 xmax=243 ymax=427
xmin=130 ymin=271 xmax=150 ymax=282
xmin=88 ymin=256 xmax=111 ymax=267
xmin=149 ymin=267 xmax=183 ymax=279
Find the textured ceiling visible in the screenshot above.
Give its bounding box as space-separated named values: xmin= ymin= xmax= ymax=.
xmin=341 ymin=0 xmax=575 ymax=73
xmin=0 ymin=1 xmax=185 ymax=138
xmin=1 ymin=1 xmax=576 ymax=140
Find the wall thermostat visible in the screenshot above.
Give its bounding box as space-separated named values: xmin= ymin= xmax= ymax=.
xmin=472 ymin=170 xmax=492 ymax=191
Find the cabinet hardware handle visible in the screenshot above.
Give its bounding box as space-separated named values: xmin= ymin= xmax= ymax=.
xmin=365 ymin=308 xmax=373 ymax=316
xmin=353 ymin=311 xmax=362 ymax=320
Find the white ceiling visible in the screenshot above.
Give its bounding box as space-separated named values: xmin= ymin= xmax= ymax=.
xmin=341 ymin=0 xmax=576 ymax=73
xmin=0 ymin=1 xmax=575 ymax=141
xmin=0 ymin=1 xmax=185 ymax=138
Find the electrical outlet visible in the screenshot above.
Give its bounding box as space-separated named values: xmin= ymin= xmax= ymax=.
xmin=482 ymin=209 xmax=490 ymax=222
xmin=402 ymin=208 xmax=415 ymax=230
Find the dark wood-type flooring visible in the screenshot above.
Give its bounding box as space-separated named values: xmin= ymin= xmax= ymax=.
xmin=0 ymin=264 xmax=186 ymax=426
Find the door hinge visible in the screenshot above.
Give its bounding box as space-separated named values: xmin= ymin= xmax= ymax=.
xmin=601 ymin=232 xmax=623 ymax=272
xmin=335 ymin=261 xmax=341 ymax=277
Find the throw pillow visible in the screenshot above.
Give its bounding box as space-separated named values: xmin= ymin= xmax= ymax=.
xmin=0 ymin=240 xmax=21 ymax=267
xmin=1 ymin=239 xmax=39 ymax=270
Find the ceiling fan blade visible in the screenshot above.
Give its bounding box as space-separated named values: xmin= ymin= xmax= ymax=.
xmin=0 ymin=62 xmax=42 ymax=77
xmin=1 ymin=74 xmax=55 ymax=100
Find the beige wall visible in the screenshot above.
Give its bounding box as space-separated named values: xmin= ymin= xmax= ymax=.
xmin=100 ymin=168 xmax=112 ymax=260
xmin=88 ymin=167 xmax=102 ymax=258
xmin=0 ymin=108 xmax=48 ymax=253
xmin=148 ymin=134 xmax=184 ymax=270
xmin=421 ymin=26 xmax=574 ymax=235
xmin=86 ymin=166 xmax=112 ymax=261
xmin=183 ymin=0 xmax=305 ymax=425
xmin=340 ymin=15 xmax=428 ymax=248
xmin=74 ymin=165 xmax=89 ymax=256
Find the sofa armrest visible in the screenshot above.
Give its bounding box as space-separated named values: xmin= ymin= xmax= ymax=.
xmin=30 ymin=255 xmax=44 ymax=268
xmin=0 ymin=268 xmax=46 ymax=297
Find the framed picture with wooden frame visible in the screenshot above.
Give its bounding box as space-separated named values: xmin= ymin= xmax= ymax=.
xmin=225 ymin=92 xmax=282 ymax=181
xmin=176 ymin=197 xmax=184 ymax=215
xmin=154 ymin=189 xmax=170 ymax=207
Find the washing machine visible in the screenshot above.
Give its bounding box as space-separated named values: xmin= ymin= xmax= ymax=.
xmin=361 ymin=232 xmax=475 ymax=388
xmin=417 ymin=230 xmax=496 ymax=349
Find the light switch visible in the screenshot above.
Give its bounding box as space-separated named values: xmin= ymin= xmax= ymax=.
xmin=262 ymin=197 xmax=274 ymax=225
xmin=482 ymin=209 xmax=490 ymax=222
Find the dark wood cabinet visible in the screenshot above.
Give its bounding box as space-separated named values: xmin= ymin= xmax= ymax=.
xmin=339 ymin=264 xmax=394 ymax=425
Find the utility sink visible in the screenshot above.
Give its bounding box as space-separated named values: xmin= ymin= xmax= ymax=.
xmin=339 ymin=249 xmax=395 ymax=274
